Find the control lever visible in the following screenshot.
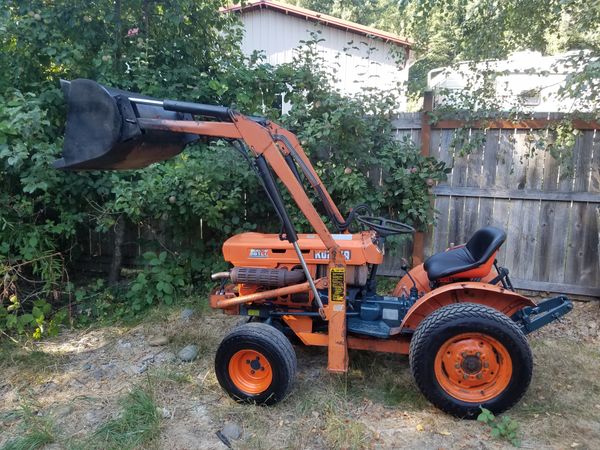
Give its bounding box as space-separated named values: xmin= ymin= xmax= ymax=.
xmin=401 ymin=258 xmax=419 ymax=305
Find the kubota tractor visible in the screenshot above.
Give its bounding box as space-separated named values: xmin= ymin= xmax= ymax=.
xmin=55 ymin=79 xmax=572 ymax=418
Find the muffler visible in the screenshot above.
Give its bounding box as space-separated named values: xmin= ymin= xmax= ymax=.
xmin=231 ymin=267 xmax=306 ymax=288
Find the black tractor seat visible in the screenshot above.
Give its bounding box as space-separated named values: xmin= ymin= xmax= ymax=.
xmin=424 ymin=226 xmax=507 ymax=281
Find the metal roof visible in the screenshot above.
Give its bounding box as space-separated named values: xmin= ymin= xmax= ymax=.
xmin=222 ymin=0 xmax=412 ymax=47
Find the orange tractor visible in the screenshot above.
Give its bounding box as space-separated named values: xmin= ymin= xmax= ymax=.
xmin=56 ymin=79 xmax=572 ymax=418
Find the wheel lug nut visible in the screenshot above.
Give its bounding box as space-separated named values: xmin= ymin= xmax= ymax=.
xmin=455 ymin=363 xmax=460 ymax=369
xmin=251 ymin=370 xmax=255 ymax=374
xmin=476 ymin=373 xmax=483 ymax=379
xmin=483 ymin=362 xmax=489 ymax=368
xmin=461 ymin=352 xmax=467 ymax=358
xmin=475 ymin=352 xmax=481 ymax=357
xmin=463 ymin=374 xmax=469 ymax=379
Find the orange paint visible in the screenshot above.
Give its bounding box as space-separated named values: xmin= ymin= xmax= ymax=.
xmin=215 ymin=281 xmax=313 ymax=308
xmin=228 ymin=349 xmax=273 ymax=395
xmin=434 ymin=332 xmax=512 ymax=402
xmin=400 ymin=281 xmax=535 ymax=331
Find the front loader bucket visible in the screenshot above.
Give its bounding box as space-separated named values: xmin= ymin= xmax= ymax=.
xmin=54 ymin=79 xmax=199 ymax=170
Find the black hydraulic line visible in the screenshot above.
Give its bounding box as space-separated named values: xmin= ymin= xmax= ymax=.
xmin=284 ymin=154 xmax=304 ymax=185
xmin=162 ymin=99 xmax=232 ymax=121
xmin=273 ymin=134 xmax=344 ymax=229
xmin=254 ymin=155 xmax=299 ymax=243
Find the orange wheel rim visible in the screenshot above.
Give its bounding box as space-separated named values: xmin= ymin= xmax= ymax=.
xmin=228 ymin=350 xmax=273 ymax=395
xmin=434 ymin=332 xmax=512 ymax=403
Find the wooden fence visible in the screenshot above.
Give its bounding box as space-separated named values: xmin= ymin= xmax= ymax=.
xmin=379 ymin=96 xmax=600 ymax=298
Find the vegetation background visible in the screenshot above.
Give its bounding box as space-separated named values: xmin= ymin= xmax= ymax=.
xmin=1 ymin=0 xmax=598 ymax=338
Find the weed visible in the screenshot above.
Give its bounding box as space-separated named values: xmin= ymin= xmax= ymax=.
xmin=478 ymin=407 xmax=521 ymax=447
xmin=1 ymin=430 xmax=54 ymax=450
xmin=86 ymin=386 xmax=160 ymax=450
xmin=375 ymin=276 xmax=399 ymax=295
xmin=150 ymin=367 xmax=194 ymax=385
xmin=324 ymin=410 xmax=371 ymax=449
xmin=1 ymin=401 xmax=55 ymax=450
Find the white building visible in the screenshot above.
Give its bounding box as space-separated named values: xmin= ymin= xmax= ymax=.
xmin=223 ymin=0 xmax=412 ymax=110
xmin=428 ymin=50 xmax=596 ymax=112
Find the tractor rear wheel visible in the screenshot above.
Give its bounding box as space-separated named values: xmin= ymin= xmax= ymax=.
xmin=215 ymin=322 xmax=296 ymax=405
xmin=409 ymin=303 xmax=532 ymax=419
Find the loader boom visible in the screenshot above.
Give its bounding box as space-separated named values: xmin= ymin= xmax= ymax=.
xmin=56 ymin=78 xmax=350 ymax=370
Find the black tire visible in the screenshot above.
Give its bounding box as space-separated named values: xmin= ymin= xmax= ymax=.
xmin=409 ymin=303 xmax=532 ymax=419
xmin=215 ymin=322 xmax=297 ymax=405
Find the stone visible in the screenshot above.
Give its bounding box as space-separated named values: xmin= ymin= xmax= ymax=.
xmin=221 ymin=421 xmax=242 ymax=441
xmin=54 ymin=404 xmax=74 ymax=418
xmin=149 ymin=336 xmax=169 ymax=346
xmin=135 ymin=355 xmax=155 ymax=374
xmin=178 ymin=344 xmax=199 ymax=362
xmin=85 ymin=409 xmax=103 ymax=426
xmin=158 ymin=406 xmax=171 ymax=419
xmin=180 ymin=308 xmax=194 ymax=321
xmin=118 ymin=339 xmax=132 ymax=349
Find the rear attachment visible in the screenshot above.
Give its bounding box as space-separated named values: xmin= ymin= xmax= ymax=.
xmin=512 ymin=296 xmax=573 ymax=334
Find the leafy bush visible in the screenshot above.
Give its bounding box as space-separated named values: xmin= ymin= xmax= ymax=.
xmin=0 ymin=2 xmax=447 ymax=336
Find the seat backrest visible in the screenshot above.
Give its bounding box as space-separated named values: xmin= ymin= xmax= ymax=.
xmin=465 ymin=226 xmax=506 ymax=263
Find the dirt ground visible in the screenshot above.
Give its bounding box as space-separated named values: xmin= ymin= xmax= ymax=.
xmin=1 ymin=299 xmax=599 ymax=450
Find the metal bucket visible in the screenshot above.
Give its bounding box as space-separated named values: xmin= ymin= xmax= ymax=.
xmin=54 ymin=79 xmax=199 ymax=170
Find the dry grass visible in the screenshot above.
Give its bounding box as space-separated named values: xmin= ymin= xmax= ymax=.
xmin=1 ymin=301 xmax=598 ymax=449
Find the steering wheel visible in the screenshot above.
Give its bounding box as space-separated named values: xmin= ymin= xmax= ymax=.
xmin=356 ymin=216 xmax=415 ymax=237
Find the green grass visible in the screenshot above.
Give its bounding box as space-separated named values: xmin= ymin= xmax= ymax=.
xmin=1 ymin=430 xmax=54 ymax=450
xmin=85 ymin=386 xmax=160 ymax=450
xmin=1 ymin=402 xmax=55 ymax=450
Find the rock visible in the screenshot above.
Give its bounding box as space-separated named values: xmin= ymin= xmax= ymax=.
xmin=178 ymin=345 xmax=199 ymax=362
xmin=180 ymin=308 xmax=194 ymax=321
xmin=158 ymin=406 xmax=171 ymax=419
xmin=156 ymin=351 xmax=176 ymax=364
xmin=118 ymin=339 xmax=132 ymax=349
xmin=149 ymin=336 xmax=169 ymax=346
xmin=191 ymin=404 xmax=208 ymax=419
xmin=54 ymin=404 xmax=74 ymax=418
xmin=85 ymin=409 xmax=103 ymax=426
xmin=221 ymin=421 xmax=242 ymax=441
xmin=82 ymin=363 xmax=92 ymax=370
xmin=135 ymin=355 xmax=155 ymax=374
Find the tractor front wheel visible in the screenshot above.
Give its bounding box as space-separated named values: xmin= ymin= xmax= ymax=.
xmin=409 ymin=303 xmax=532 ymax=419
xmin=215 ymin=322 xmax=297 ymax=405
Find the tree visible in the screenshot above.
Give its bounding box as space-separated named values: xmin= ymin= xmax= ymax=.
xmin=281 ymin=0 xmax=600 ymax=110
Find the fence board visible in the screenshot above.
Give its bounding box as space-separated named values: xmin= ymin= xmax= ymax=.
xmin=385 ymin=113 xmax=600 ymax=297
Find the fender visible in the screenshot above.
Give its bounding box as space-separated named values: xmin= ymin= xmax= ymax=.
xmin=392 ymin=263 xmax=498 ymax=297
xmin=399 ymin=281 xmax=536 ymax=332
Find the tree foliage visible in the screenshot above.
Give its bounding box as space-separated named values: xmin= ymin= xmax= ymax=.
xmin=0 ymin=2 xmax=447 ymax=336
xmin=284 ymin=0 xmax=600 ymax=108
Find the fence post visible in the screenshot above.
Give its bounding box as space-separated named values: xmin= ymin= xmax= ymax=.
xmin=412 ymin=91 xmax=434 ymax=266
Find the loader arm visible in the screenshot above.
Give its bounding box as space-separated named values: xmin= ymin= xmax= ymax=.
xmin=56 ymin=79 xmax=350 ymax=371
